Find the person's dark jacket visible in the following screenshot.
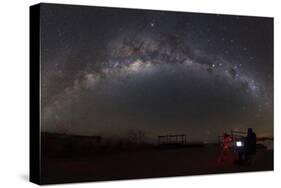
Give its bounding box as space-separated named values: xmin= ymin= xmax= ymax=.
xmin=246 ymin=132 xmax=256 ymax=155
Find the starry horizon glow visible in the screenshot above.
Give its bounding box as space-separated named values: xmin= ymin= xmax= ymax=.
xmin=40 ymin=4 xmax=273 ymax=142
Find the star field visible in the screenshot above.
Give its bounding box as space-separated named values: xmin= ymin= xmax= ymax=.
xmin=40 ymin=4 xmax=273 ymax=142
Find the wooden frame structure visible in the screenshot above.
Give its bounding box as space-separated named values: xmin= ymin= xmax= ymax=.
xmin=158 ymin=134 xmax=187 ymax=145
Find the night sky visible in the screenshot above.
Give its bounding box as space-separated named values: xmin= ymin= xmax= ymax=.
xmin=40 ymin=4 xmax=273 ymax=142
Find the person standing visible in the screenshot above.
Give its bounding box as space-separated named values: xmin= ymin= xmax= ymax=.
xmin=237 ymin=128 xmax=256 ymax=163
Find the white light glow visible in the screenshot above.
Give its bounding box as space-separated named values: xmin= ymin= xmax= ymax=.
xmin=236 ymin=141 xmax=243 ymax=147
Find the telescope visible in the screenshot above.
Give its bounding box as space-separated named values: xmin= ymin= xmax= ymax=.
xmin=231 ymin=130 xmax=247 ymax=148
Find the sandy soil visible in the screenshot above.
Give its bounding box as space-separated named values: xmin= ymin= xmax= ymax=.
xmin=41 ymin=145 xmax=273 ymax=184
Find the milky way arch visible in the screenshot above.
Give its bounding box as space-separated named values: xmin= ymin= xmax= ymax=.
xmin=41 ymin=5 xmax=273 ymax=142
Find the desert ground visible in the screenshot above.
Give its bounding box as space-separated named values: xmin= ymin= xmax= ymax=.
xmin=41 ymin=134 xmax=273 ymax=184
